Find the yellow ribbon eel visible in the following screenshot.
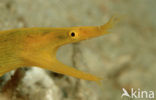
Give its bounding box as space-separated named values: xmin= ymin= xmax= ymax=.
xmin=0 ymin=17 xmax=117 ymax=84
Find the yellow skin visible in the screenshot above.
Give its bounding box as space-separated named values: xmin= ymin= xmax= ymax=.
xmin=0 ymin=17 xmax=117 ymax=84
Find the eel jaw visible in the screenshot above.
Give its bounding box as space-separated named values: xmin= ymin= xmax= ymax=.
xmin=51 ymin=58 xmax=102 ymax=84
xmin=74 ymin=16 xmax=119 ymax=41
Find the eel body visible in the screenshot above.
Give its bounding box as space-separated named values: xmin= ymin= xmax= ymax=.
xmin=0 ymin=17 xmax=117 ymax=83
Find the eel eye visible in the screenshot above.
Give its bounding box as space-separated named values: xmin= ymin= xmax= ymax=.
xmin=69 ymin=31 xmax=78 ymax=39
xmin=71 ymin=32 xmax=75 ymax=37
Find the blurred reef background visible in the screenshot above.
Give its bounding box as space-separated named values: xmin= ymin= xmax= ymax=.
xmin=0 ymin=0 xmax=156 ymax=100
